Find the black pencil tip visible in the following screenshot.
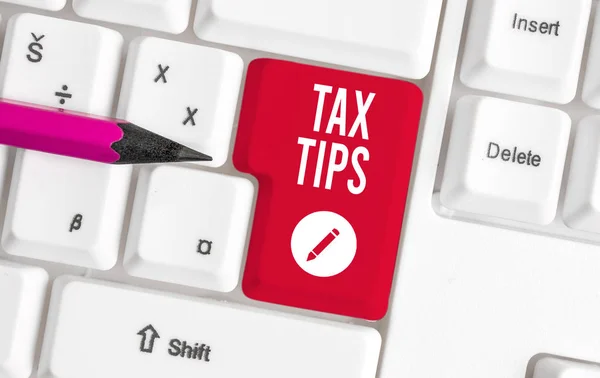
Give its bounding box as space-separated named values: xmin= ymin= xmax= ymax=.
xmin=113 ymin=122 xmax=213 ymax=164
xmin=177 ymin=145 xmax=213 ymax=162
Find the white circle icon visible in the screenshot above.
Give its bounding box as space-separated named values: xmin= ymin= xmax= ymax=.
xmin=291 ymin=211 xmax=357 ymax=277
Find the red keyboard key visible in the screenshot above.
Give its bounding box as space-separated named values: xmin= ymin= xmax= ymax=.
xmin=234 ymin=59 xmax=423 ymax=320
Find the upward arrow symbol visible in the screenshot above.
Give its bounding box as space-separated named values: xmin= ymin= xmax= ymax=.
xmin=137 ymin=324 xmax=160 ymax=353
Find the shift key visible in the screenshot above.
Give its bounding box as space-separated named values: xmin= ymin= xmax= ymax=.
xmin=38 ymin=277 xmax=381 ymax=378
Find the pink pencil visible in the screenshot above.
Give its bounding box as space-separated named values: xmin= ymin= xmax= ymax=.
xmin=0 ymin=99 xmax=211 ymax=164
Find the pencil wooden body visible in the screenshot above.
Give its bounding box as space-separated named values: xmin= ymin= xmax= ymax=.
xmin=0 ymin=100 xmax=123 ymax=163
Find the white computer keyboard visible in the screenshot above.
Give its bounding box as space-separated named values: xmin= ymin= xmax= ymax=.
xmin=1 ymin=1 xmax=600 ymax=378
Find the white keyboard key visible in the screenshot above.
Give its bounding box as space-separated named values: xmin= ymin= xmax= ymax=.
xmin=0 ymin=0 xmax=65 ymax=10
xmin=582 ymin=7 xmax=600 ymax=109
xmin=2 ymin=150 xmax=132 ymax=270
xmin=194 ymin=0 xmax=443 ymax=79
xmin=533 ymin=357 xmax=600 ymax=378
xmin=440 ymin=96 xmax=570 ymax=224
xmin=118 ymin=37 xmax=242 ymax=167
xmin=0 ymin=13 xmax=123 ymax=115
xmin=563 ymin=116 xmax=600 ymax=232
xmin=73 ymin=0 xmax=192 ymax=34
xmin=460 ymin=0 xmax=590 ymax=104
xmin=0 ymin=13 xmax=129 ymax=270
xmin=0 ymin=261 xmax=48 ymax=378
xmin=39 ymin=277 xmax=381 ymax=378
xmin=124 ymin=166 xmax=253 ymax=292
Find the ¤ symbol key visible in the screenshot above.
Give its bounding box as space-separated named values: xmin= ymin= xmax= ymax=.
xmin=55 ymin=85 xmax=72 ymax=105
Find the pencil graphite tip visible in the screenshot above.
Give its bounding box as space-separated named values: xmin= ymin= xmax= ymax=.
xmin=307 ymin=252 xmax=317 ymax=262
xmin=114 ymin=122 xmax=213 ymax=164
xmin=177 ymin=145 xmax=213 ymax=162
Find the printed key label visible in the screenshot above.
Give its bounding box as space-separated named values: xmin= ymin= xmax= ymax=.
xmin=136 ymin=323 xmax=212 ymax=362
xmin=197 ymin=239 xmax=212 ymax=255
xmin=235 ymin=59 xmax=423 ymax=320
xmin=154 ymin=64 xmax=169 ymax=83
xmin=291 ymin=83 xmax=371 ymax=277
xmin=26 ymin=32 xmax=44 ymax=63
xmin=296 ymin=84 xmax=373 ymax=195
xmin=69 ymin=214 xmax=83 ymax=232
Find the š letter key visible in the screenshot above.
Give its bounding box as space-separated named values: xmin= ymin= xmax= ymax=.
xmin=234 ymin=59 xmax=423 ymax=320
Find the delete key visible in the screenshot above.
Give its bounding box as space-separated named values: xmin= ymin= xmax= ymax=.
xmin=234 ymin=59 xmax=423 ymax=320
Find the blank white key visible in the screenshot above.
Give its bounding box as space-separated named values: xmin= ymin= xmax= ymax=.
xmin=440 ymin=96 xmax=570 ymax=224
xmin=2 ymin=150 xmax=131 ymax=270
xmin=39 ymin=277 xmax=380 ymax=378
xmin=124 ymin=166 xmax=253 ymax=292
xmin=0 ymin=13 xmax=123 ymax=115
xmin=73 ymin=0 xmax=192 ymax=34
xmin=533 ymin=357 xmax=600 ymax=378
xmin=460 ymin=0 xmax=590 ymax=104
xmin=0 ymin=261 xmax=48 ymax=378
xmin=194 ymin=0 xmax=443 ymax=79
xmin=118 ymin=37 xmax=242 ymax=167
xmin=0 ymin=0 xmax=65 ymax=10
xmin=563 ymin=116 xmax=600 ymax=232
xmin=582 ymin=7 xmax=600 ymax=109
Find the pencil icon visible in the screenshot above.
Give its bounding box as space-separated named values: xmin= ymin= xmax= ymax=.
xmin=306 ymin=228 xmax=340 ymax=261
